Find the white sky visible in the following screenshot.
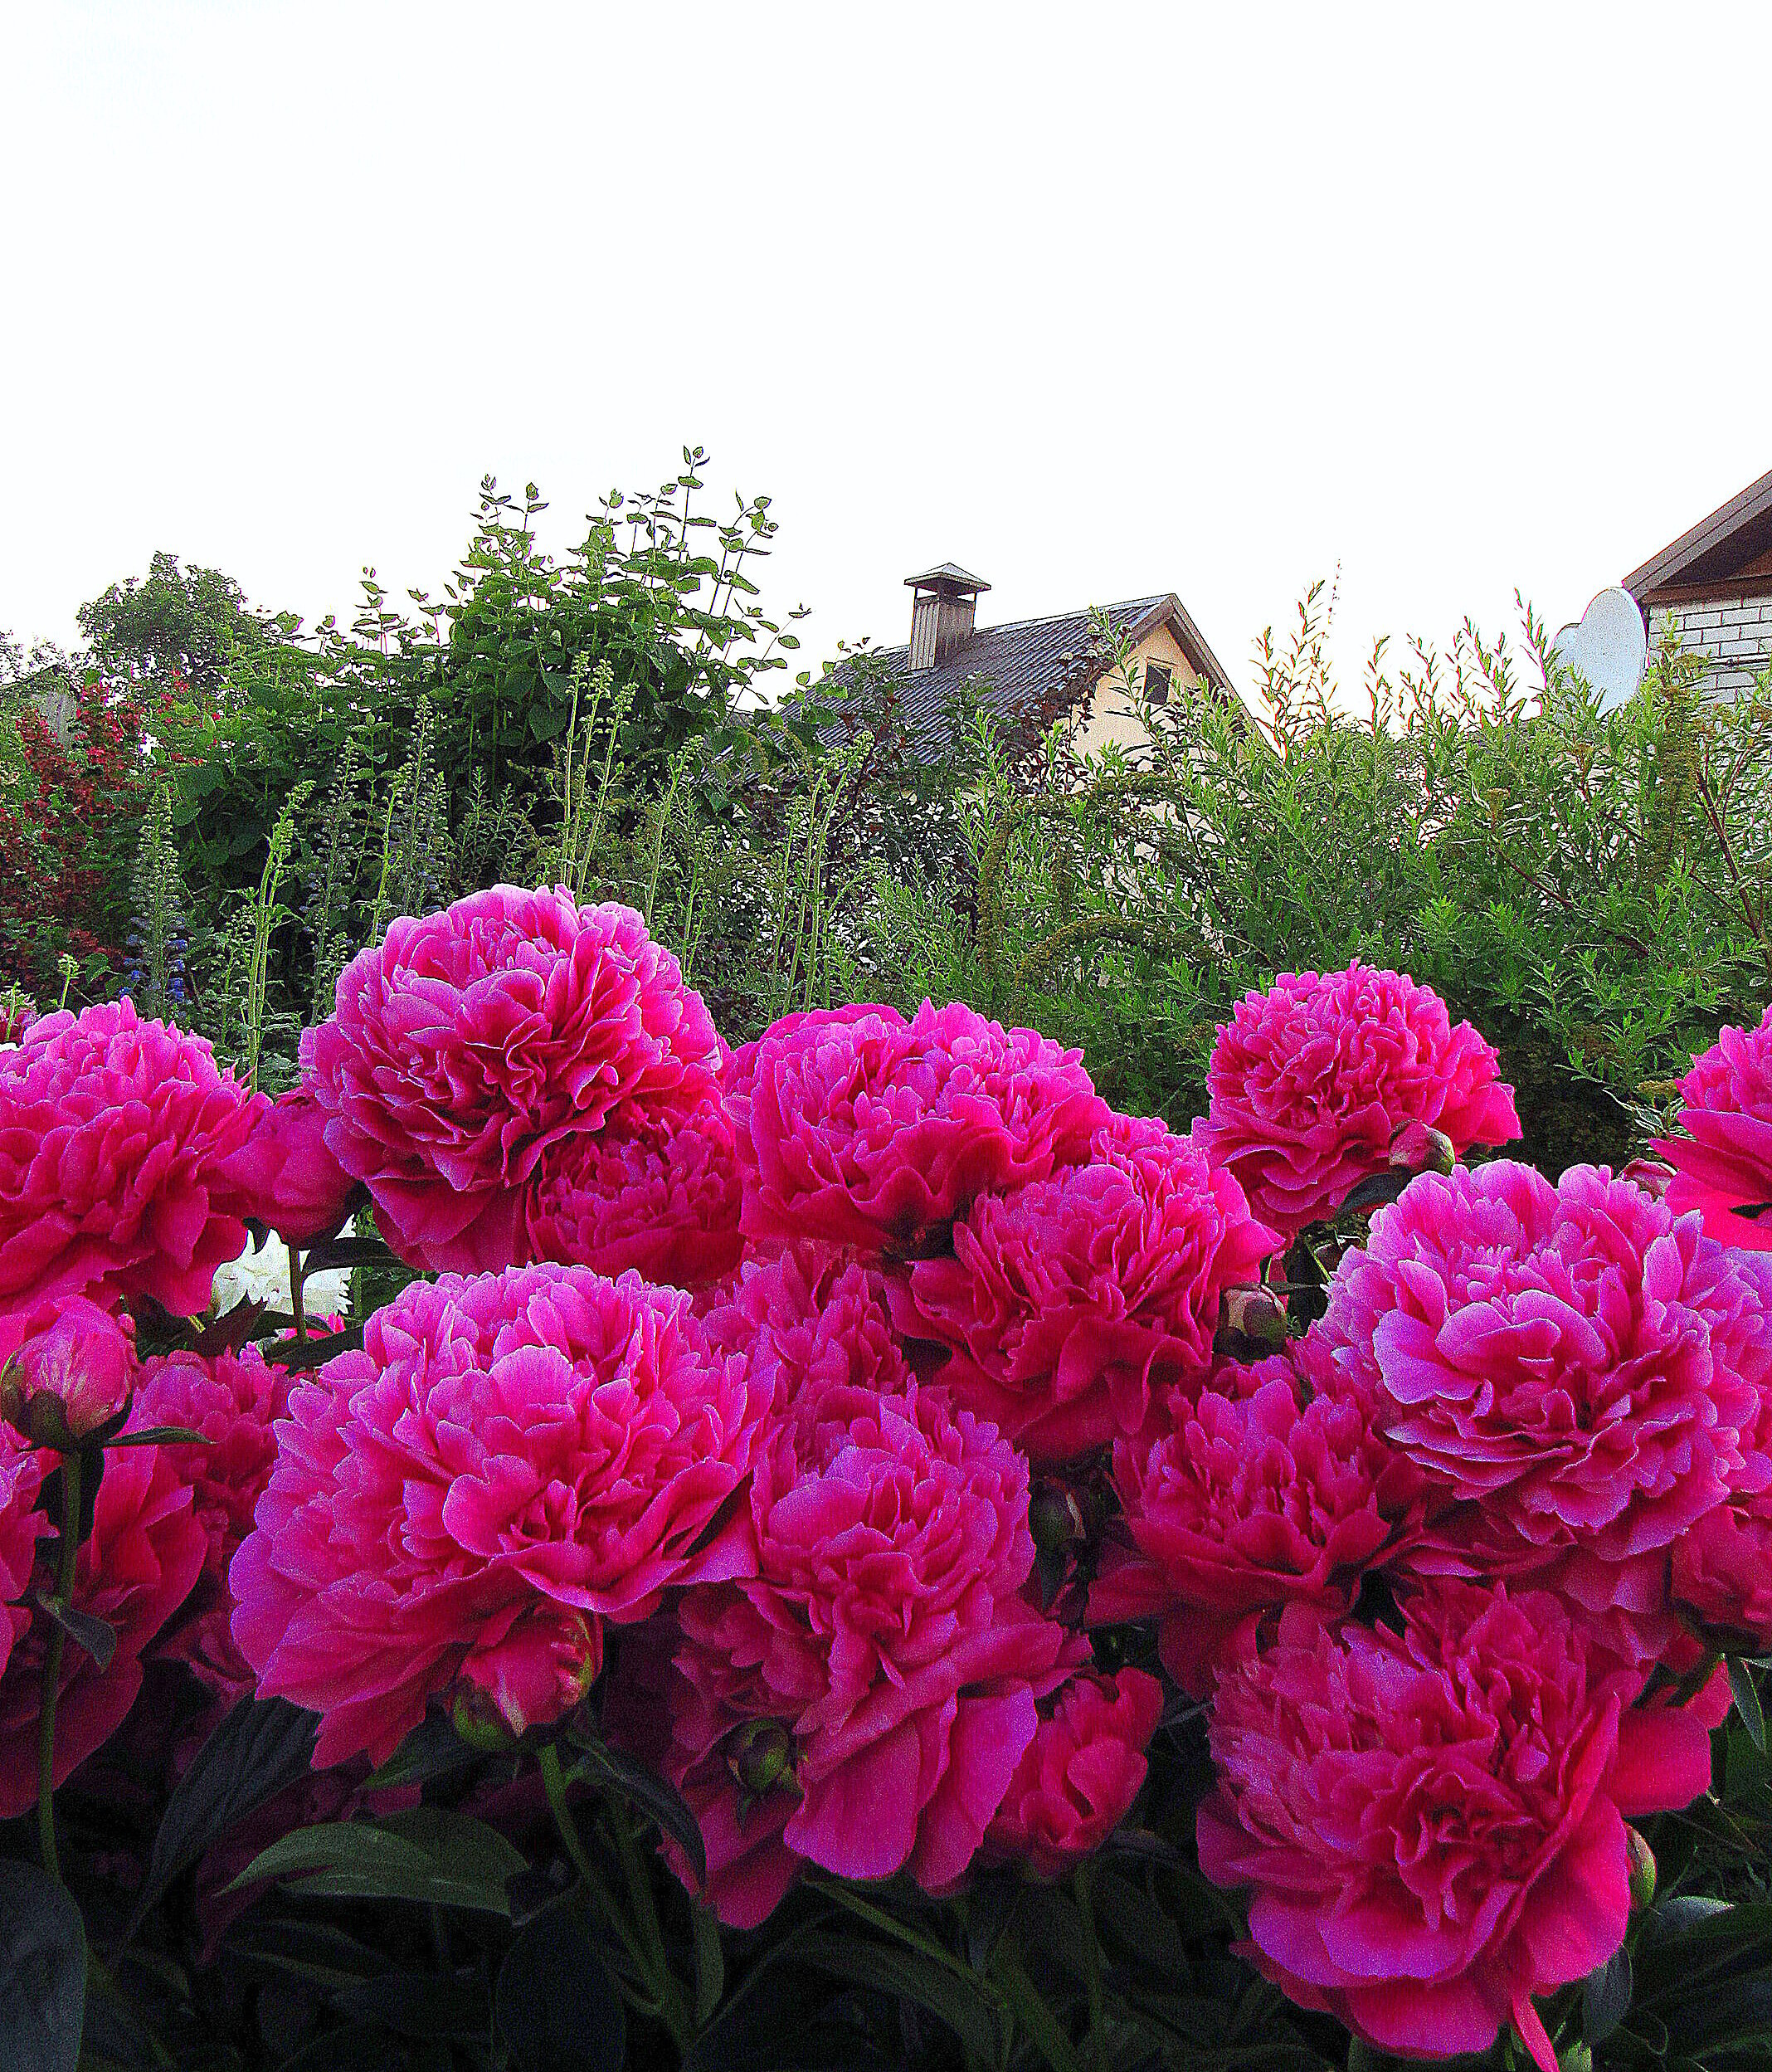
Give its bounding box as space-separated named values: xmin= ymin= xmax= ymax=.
xmin=3 ymin=3 xmax=1770 ymax=699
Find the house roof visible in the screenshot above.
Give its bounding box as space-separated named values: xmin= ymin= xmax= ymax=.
xmin=1624 ymin=466 xmax=1772 ymax=601
xmin=817 ymin=591 xmax=1238 ymax=758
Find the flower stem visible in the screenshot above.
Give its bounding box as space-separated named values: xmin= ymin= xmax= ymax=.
xmin=1075 ymin=1861 xmax=1104 ymax=2072
xmin=37 ymin=1448 xmax=83 ymax=1884
xmin=606 ymin=1795 xmax=694 ymax=2050
xmin=288 ymin=1243 xmax=309 ymax=1343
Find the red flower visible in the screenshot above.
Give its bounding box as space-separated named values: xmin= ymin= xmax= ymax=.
xmin=984 ymin=1668 xmax=1163 ymax=1877
xmin=1198 ymin=1583 xmax=1719 ymax=2071
xmin=1318 ymin=1161 xmax=1772 ymax=1650
xmin=1089 ymin=1368 xmax=1394 ymax=1694
xmin=303 ymin=888 xmax=722 ymax=1273
xmin=217 ymin=1085 xmax=358 ymax=1247
xmin=522 ymin=1102 xmax=742 ymax=1290
xmin=731 ymin=1000 xmax=1109 ymax=1257
xmin=0 ymin=1436 xmax=207 ymax=1815
xmin=660 ymin=1373 xmax=1079 ymax=1925
xmin=1194 ymin=962 xmax=1520 ymax=1241
xmin=892 ymin=1114 xmax=1274 ymax=1461
xmin=230 ymin=1264 xmax=771 ymax=1767
xmin=1654 ymin=1001 xmax=1772 ymax=1253
xmin=0 ymin=1001 xmax=268 ymax=1362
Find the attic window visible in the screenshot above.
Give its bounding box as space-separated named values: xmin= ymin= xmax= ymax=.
xmin=1144 ymin=662 xmax=1172 ymax=706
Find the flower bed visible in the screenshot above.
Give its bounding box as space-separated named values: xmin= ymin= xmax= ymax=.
xmin=2 ymin=900 xmax=1770 ymax=2071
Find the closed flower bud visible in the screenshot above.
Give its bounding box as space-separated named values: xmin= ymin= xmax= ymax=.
xmin=1388 ymin=1120 xmax=1456 ymax=1176
xmin=1 ymin=1299 xmax=136 ymax=1451
xmin=1626 ymin=1824 xmax=1657 ymax=1910
xmin=1219 ymin=1285 xmax=1287 ymax=1354
xmin=725 ymin=1719 xmax=794 ymax=1797
xmin=1030 ymin=1483 xmax=1088 ymax=1554
xmin=450 ymin=1684 xmax=519 ymax=1753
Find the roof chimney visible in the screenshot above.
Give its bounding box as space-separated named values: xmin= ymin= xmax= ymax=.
xmin=904 ymin=563 xmax=989 ymax=673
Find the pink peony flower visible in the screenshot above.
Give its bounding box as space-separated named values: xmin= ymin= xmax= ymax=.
xmin=983 ymin=1667 xmax=1163 ymax=1878
xmin=0 ymin=1000 xmax=270 ymax=1363
xmin=303 ymin=888 xmax=722 ymax=1273
xmin=1654 ymin=1001 xmax=1772 ymax=1254
xmin=1 ymin=1296 xmax=136 ymax=1449
xmin=134 ymin=1343 xmax=290 ymax=1583
xmin=1198 ymin=1582 xmax=1720 ymax=2072
xmin=217 ymin=1085 xmax=358 ymax=1247
xmin=1089 ymin=1372 xmax=1395 ymax=1695
xmin=701 ymin=1244 xmax=912 ymax=1411
xmin=660 ymin=1375 xmax=1081 ymax=1925
xmin=891 ymin=1115 xmax=1275 ymax=1460
xmin=522 ymin=1102 xmax=742 ymax=1290
xmin=230 ymin=1263 xmax=772 ymax=1767
xmin=1670 ymin=1495 xmax=1772 ymax=1655
xmin=0 ymin=1435 xmax=207 ymax=1815
xmin=1193 ymin=962 xmax=1520 ymax=1241
xmin=731 ymin=999 xmax=1110 ymax=1257
xmin=1317 ymin=1163 xmax=1772 ymax=1634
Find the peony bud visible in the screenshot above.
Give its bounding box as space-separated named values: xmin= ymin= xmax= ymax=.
xmin=1030 ymin=1483 xmax=1088 ymax=1555
xmin=1388 ymin=1120 xmax=1456 ymax=1176
xmin=1218 ymin=1285 xmax=1287 ymax=1354
xmin=1 ymin=1299 xmax=135 ymax=1450
xmin=1625 ymin=1824 xmax=1657 ymax=1910
xmin=726 ymin=1719 xmax=794 ymax=1797
xmin=451 ymin=1683 xmax=520 ymax=1752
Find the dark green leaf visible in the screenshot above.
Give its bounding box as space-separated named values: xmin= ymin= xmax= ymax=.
xmin=125 ymin=1695 xmax=319 ymax=1942
xmin=992 ymin=1939 xmax=1078 ymax=2072
xmin=1727 ymin=1656 xmax=1766 ymax=1754
xmin=693 ymin=1904 xmax=724 ymax=2027
xmin=567 ymin=1728 xmax=707 ymax=1886
xmin=32 ymin=1592 xmax=116 ymax=1670
xmin=1584 ymin=1943 xmax=1631 ymax=2042
xmin=495 ymin=1903 xmax=626 ymax=2072
xmin=363 ymin=1709 xmax=484 ymax=1792
xmin=0 ymin=1859 xmax=85 ymax=2072
xmin=271 ymin=2020 xmax=392 ymax=2072
xmin=105 ymin=1425 xmax=209 ymax=1449
xmin=1339 ymin=1171 xmax=1411 ymax=1214
xmin=794 ymin=1929 xmax=1000 ymax=2063
xmin=335 ymin=1971 xmax=489 ymax=2040
xmin=235 ymin=1809 xmax=523 ymax=1915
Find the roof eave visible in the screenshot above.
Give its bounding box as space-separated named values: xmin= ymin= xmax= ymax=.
xmin=1624 ymin=466 xmax=1772 ymax=598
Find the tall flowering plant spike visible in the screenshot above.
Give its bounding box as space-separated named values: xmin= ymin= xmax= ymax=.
xmin=302 ymin=887 xmax=722 ymax=1273
xmin=1654 ymin=999 xmax=1772 ymax=1253
xmin=0 ymin=999 xmax=270 ymax=1361
xmin=229 ymin=1262 xmax=772 ymax=1767
xmin=729 ymin=998 xmax=1110 ymax=1257
xmin=1193 ymin=961 xmax=1520 ymax=1241
xmin=891 ymin=1111 xmax=1276 ymax=1461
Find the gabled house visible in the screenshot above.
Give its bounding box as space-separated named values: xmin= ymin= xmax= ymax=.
xmin=825 ymin=563 xmax=1243 ymax=760
xmin=1625 ymin=467 xmax=1772 ymax=700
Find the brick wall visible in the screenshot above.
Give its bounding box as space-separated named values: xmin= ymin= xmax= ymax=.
xmin=1645 ymin=591 xmax=1772 ymax=700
